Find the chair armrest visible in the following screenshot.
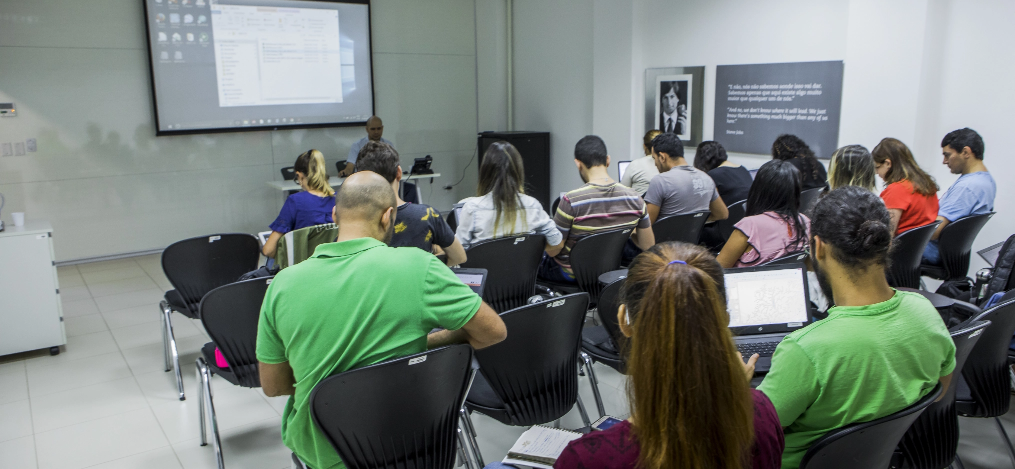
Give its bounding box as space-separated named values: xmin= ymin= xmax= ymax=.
xmin=897 ymin=287 xmax=981 ymax=326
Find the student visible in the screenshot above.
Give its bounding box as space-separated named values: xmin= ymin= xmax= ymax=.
xmin=258 ymin=172 xmax=507 ymax=469
xmin=354 ymin=141 xmax=467 ymax=266
xmin=717 ymin=160 xmax=809 ymax=268
xmin=771 ymin=134 xmax=827 ymax=191
xmin=923 ymin=127 xmax=995 ymax=265
xmin=263 ymin=149 xmax=335 ymax=259
xmin=455 ymin=141 xmax=564 ymax=255
xmin=620 ymin=129 xmax=662 ymax=194
xmin=539 ymin=135 xmax=654 ymax=283
xmin=694 ymin=140 xmax=753 ymax=204
xmin=871 ymin=138 xmax=939 ymax=235
xmin=758 ymin=186 xmax=955 ymax=469
xmin=827 ymin=144 xmax=876 ymax=192
xmin=645 ymin=133 xmax=729 ymax=224
xmin=554 ymin=242 xmax=784 ymax=469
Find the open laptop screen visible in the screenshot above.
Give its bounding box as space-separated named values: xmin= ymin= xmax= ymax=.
xmin=724 ymin=265 xmax=811 ymax=334
xmin=618 ymin=161 xmax=631 ymax=181
xmin=452 ymin=268 xmax=488 ymax=297
xmin=978 ymin=240 xmax=1005 ymax=266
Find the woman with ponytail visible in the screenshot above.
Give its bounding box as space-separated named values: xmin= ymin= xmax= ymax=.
xmin=455 ymin=141 xmax=564 ymax=255
xmin=263 ymin=149 xmax=336 ymax=258
xmin=554 ymin=242 xmax=784 ymax=469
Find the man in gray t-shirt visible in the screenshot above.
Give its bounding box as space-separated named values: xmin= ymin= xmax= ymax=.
xmin=644 ymin=133 xmax=729 ymax=224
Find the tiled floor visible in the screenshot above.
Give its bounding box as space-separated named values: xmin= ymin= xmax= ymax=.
xmin=0 ymin=253 xmax=1012 ymax=468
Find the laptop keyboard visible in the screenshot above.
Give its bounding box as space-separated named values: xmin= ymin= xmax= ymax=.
xmin=736 ymin=340 xmax=782 ymax=357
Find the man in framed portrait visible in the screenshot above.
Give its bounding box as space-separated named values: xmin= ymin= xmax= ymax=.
xmin=658 ymin=81 xmax=688 ymax=135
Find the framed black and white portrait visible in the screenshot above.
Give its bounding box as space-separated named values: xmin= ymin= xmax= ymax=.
xmin=645 ymin=66 xmax=705 ymax=146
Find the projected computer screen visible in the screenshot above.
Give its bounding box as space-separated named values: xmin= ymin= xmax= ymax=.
xmin=142 ymin=0 xmax=373 ymax=135
xmin=724 ymin=267 xmax=809 ymax=328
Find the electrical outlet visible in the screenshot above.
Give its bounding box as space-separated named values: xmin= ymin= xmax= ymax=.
xmin=26 ymin=138 xmax=36 ymax=152
xmin=1 ymin=143 xmax=11 ymax=157
xmin=14 ymin=142 xmax=25 ymax=156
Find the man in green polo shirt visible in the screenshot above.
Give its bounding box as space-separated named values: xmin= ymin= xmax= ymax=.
xmin=257 ymin=171 xmax=507 ymax=469
xmin=758 ymin=186 xmax=955 ymax=469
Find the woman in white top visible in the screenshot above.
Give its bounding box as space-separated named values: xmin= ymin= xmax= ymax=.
xmin=455 ymin=142 xmax=565 ymax=255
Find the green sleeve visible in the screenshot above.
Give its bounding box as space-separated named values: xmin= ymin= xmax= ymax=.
xmin=420 ymin=257 xmax=483 ymax=331
xmin=758 ymin=337 xmax=820 ymax=427
xmin=256 ymin=282 xmax=287 ymax=364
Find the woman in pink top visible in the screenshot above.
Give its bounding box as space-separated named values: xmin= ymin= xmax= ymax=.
xmin=718 ymin=160 xmax=810 ymax=268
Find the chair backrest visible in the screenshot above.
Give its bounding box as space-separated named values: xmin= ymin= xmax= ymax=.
xmin=597 ymin=279 xmax=626 ymax=361
xmin=887 ymin=222 xmax=941 ymax=289
xmin=199 ymin=277 xmax=273 ymax=388
xmin=799 ymin=384 xmax=943 ymax=469
xmin=652 ymin=210 xmax=710 ymax=244
xmin=446 ymin=203 xmax=465 ymax=233
xmin=761 ymin=251 xmax=808 ymax=266
xmin=281 ymin=166 xmax=296 ymax=181
xmin=983 ymin=234 xmax=1015 ymax=301
xmin=462 ymin=235 xmax=546 ymax=312
xmin=799 ymin=187 xmax=824 ymax=214
xmin=334 ymin=160 xmax=347 ymax=174
xmin=161 ymin=233 xmax=261 ymax=315
xmin=569 ymin=229 xmax=632 ymax=301
xmin=896 ymin=320 xmax=990 ymax=469
xmin=550 ymin=196 xmax=561 ymax=215
xmin=474 ymin=293 xmax=590 ymax=425
xmin=714 ymin=199 xmax=748 ymax=241
xmin=275 ymin=223 xmax=339 ymax=270
xmin=961 ymin=299 xmax=1015 ymax=417
xmin=310 ymin=345 xmax=475 ymax=469
xmin=937 ymin=212 xmax=994 ymax=279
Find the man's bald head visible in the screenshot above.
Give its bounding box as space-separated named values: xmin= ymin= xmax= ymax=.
xmin=366 ymin=116 xmax=384 ymax=141
xmin=335 ymin=171 xmax=396 ymax=222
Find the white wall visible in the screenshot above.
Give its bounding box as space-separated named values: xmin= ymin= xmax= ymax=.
xmin=0 ymin=0 xmax=479 ymax=261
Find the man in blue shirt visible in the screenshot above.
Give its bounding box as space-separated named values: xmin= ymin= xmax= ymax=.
xmin=337 ymin=115 xmax=394 ymax=177
xmin=923 ymin=128 xmax=995 ymax=265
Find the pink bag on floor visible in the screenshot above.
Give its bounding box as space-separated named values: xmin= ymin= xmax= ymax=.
xmin=214 ymin=347 xmax=230 ymax=369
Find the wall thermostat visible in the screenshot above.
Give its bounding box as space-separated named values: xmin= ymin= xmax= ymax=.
xmin=0 ymin=103 xmax=15 ymax=117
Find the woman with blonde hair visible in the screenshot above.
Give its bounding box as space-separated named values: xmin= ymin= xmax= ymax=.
xmin=262 ymin=149 xmax=335 ymax=258
xmin=553 ymin=242 xmax=784 ymax=469
xmin=827 ymin=144 xmax=876 ymax=192
xmin=872 ymin=138 xmax=939 ymax=235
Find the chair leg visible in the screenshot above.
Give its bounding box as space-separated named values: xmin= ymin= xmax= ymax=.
xmin=162 ymin=302 xmax=185 ymax=400
xmin=575 ymin=394 xmax=592 ymax=428
xmin=1009 ymin=365 xmax=1015 ymax=392
xmin=460 ymin=410 xmax=483 ymax=466
xmin=196 ymin=359 xmax=207 ymax=446
xmin=455 ymin=426 xmax=471 ymax=469
xmin=202 ymin=363 xmax=224 ymax=469
xmin=994 ymin=417 xmax=1015 ymax=468
xmin=581 ymin=352 xmax=606 ymax=418
xmin=160 ymin=301 xmax=171 ymax=372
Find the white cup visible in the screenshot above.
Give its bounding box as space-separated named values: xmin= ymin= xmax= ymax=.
xmin=12 ymin=212 xmax=25 ymax=227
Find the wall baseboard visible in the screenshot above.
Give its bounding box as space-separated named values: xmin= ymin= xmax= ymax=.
xmin=57 ymin=249 xmax=165 ymax=267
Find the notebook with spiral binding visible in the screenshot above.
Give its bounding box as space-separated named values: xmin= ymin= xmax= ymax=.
xmin=503 ymin=425 xmax=583 ymax=467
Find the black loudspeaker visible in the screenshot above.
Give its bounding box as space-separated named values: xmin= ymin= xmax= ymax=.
xmin=477 ymin=131 xmax=551 ymax=212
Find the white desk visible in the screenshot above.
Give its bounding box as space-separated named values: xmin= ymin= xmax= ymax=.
xmin=266 ymin=173 xmax=442 ymax=192
xmin=0 ymin=220 xmax=66 ymax=356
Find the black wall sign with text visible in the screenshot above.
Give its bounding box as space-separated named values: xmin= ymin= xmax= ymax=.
xmin=714 ymin=61 xmax=844 ymax=158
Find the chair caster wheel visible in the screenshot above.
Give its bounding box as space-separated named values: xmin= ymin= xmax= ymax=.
xmin=49 ymin=347 xmax=60 ymax=356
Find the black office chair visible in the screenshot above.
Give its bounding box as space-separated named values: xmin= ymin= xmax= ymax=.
xmin=463 ymin=293 xmax=592 ymax=462
xmin=893 ymin=320 xmax=990 ymax=469
xmin=334 ymin=159 xmax=348 ymax=175
xmin=311 ymin=345 xmax=479 ymax=469
xmin=799 ymin=187 xmax=824 ymax=215
xmin=954 ymin=298 xmax=1015 ymax=466
xmin=979 ymin=234 xmax=1015 ymax=305
xmin=446 ymin=203 xmax=465 ymax=233
xmin=280 ymin=166 xmax=296 ymax=180
xmin=652 ymin=210 xmax=710 ymax=244
xmin=195 ymin=277 xmax=272 ymax=469
xmin=713 ymin=199 xmax=748 ymax=246
xmin=921 ymin=213 xmax=994 ymax=280
xmin=539 ymin=229 xmax=631 ymax=304
xmin=580 ymin=278 xmax=625 ymax=418
xmin=551 ymin=196 xmax=561 ymax=215
xmin=160 ymin=233 xmax=260 ymax=400
xmin=887 ymin=222 xmax=941 ymax=289
xmin=798 ymin=384 xmax=943 ymax=469
xmin=461 ymin=235 xmax=546 ymax=313
xmin=761 ymin=251 xmax=808 ymax=266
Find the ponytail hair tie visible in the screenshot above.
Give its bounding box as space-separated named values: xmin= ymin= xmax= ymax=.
xmin=668 ymin=260 xmax=687 ymax=265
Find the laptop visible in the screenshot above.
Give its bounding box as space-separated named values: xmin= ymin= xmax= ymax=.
xmin=618 ymin=160 xmax=631 ymax=181
xmin=978 ymin=241 xmax=1005 ymax=266
xmin=724 ymin=263 xmax=813 ymax=373
xmin=257 ymin=230 xmax=272 ymax=246
xmin=452 ymin=267 xmax=488 ymax=297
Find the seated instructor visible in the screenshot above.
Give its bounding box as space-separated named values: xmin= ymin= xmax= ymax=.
xmin=257 ymin=172 xmax=507 ymax=469
xmin=758 ymin=186 xmax=955 ymax=469
xmin=337 ymin=115 xmax=394 ymax=177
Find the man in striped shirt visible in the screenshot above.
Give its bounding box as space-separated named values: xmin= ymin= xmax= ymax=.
xmin=538 ymin=135 xmax=655 ymax=283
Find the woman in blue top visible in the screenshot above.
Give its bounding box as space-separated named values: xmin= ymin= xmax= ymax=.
xmin=262 ymin=149 xmax=336 ymax=258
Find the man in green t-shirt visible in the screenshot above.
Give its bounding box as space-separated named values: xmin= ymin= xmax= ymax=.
xmin=758 ymin=186 xmax=955 ymax=469
xmin=257 ymin=172 xmax=507 ymax=469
